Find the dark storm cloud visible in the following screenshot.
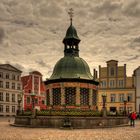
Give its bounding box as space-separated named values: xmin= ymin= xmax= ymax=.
xmin=11 ymin=20 xmax=38 ymax=27
xmin=0 ymin=0 xmax=139 ymax=78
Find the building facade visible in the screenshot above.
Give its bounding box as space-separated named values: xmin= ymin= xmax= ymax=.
xmin=97 ymin=60 xmax=135 ymax=113
xmin=0 ymin=64 xmax=22 ymax=116
xmin=21 ymin=71 xmax=46 ymax=111
xmin=133 ymin=66 xmax=140 ymax=113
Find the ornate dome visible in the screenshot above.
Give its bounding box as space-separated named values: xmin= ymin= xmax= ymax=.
xmin=49 ymin=13 xmax=93 ymax=81
xmin=50 ymin=56 xmax=93 ymax=80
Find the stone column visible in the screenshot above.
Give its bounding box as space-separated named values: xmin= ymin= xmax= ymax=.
xmin=76 ymin=86 xmax=80 ymax=106
xmin=49 ymin=87 xmax=53 ymax=105
xmin=89 ymin=89 xmax=92 ymax=106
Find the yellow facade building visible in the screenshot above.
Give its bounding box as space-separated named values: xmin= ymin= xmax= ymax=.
xmin=97 ymin=60 xmax=135 ymax=113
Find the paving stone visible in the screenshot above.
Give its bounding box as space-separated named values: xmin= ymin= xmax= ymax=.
xmin=0 ymin=117 xmax=140 ymax=140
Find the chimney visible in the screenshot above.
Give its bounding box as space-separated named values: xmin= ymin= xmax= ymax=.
xmin=93 ymin=69 xmax=98 ymax=80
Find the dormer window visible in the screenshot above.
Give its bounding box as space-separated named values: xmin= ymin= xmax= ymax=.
xmin=110 ymin=67 xmax=114 ymax=76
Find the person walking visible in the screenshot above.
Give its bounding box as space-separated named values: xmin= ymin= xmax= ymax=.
xmin=128 ymin=112 xmax=133 ymax=126
xmin=131 ymin=112 xmax=137 ymax=127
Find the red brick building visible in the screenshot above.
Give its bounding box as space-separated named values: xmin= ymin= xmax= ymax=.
xmin=21 ymin=71 xmax=46 ymax=111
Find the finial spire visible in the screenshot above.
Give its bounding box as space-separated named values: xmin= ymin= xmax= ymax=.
xmin=68 ymin=8 xmax=74 ymax=25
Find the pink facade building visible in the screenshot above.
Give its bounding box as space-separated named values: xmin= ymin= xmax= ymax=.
xmin=21 ymin=71 xmax=46 ymax=111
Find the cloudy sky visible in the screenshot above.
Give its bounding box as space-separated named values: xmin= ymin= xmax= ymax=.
xmin=0 ymin=0 xmax=140 ymax=79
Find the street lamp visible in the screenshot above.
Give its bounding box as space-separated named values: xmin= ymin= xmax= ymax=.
xmin=102 ymin=93 xmax=107 ymax=117
xmin=123 ymin=99 xmax=127 ymax=116
xmin=102 ymin=93 xmax=107 ymax=109
xmin=17 ymin=95 xmax=22 ymax=115
xmin=31 ymin=92 xmax=36 ymax=110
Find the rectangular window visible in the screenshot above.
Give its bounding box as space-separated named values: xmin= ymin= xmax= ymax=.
xmin=110 ymin=94 xmax=116 ymax=102
xmin=27 ymin=97 xmax=30 ymax=104
xmin=0 ymin=92 xmax=3 ymax=101
xmin=12 ymin=83 xmax=15 ymax=89
xmin=6 ymin=93 xmax=9 ymax=102
xmin=6 ymin=106 xmax=9 ymax=112
xmin=101 ymin=80 xmax=106 ymax=88
xmin=119 ymin=94 xmax=124 ymax=102
xmin=35 ymin=98 xmax=38 ymax=104
xmin=109 ymin=80 xmax=115 ymax=88
xmin=118 ymin=80 xmax=124 ymax=88
xmin=110 ymin=67 xmax=115 ymax=76
xmin=6 ymin=73 xmax=9 ymax=79
xmin=80 ymin=88 xmax=89 ymax=105
xmin=0 ymin=81 xmax=3 ymax=88
xmin=52 ymin=88 xmax=61 ymax=105
xmin=6 ymin=82 xmax=10 ymax=88
xmin=12 ymin=74 xmax=15 ymax=80
xmin=0 ymin=105 xmax=3 ymax=112
xmin=0 ymin=72 xmax=3 ymax=78
xmin=12 ymin=94 xmax=15 ymax=102
xmin=12 ymin=106 xmax=15 ymax=113
xmin=127 ymin=93 xmax=133 ymax=102
xmin=65 ymin=87 xmax=76 ymax=105
xmin=17 ymin=83 xmax=21 ymax=90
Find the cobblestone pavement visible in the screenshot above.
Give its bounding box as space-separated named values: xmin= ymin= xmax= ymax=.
xmin=0 ymin=117 xmax=140 ymax=140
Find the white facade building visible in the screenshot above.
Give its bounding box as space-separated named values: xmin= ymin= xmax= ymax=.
xmin=133 ymin=66 xmax=140 ymax=113
xmin=0 ymin=64 xmax=22 ymax=116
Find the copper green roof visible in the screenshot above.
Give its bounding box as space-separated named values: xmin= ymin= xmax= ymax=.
xmin=50 ymin=56 xmax=93 ymax=80
xmin=63 ymin=24 xmax=80 ymax=43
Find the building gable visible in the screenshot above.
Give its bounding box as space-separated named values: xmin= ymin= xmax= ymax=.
xmin=0 ymin=64 xmax=22 ymax=73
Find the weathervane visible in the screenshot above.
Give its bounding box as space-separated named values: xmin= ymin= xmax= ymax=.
xmin=68 ymin=8 xmax=74 ymax=25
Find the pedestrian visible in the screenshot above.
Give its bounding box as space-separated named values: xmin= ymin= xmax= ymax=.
xmin=128 ymin=112 xmax=133 ymax=126
xmin=131 ymin=112 xmax=137 ymax=127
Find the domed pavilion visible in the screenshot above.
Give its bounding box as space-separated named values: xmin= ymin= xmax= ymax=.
xmin=14 ymin=10 xmax=129 ymax=129
xmin=45 ymin=10 xmax=99 ymax=111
